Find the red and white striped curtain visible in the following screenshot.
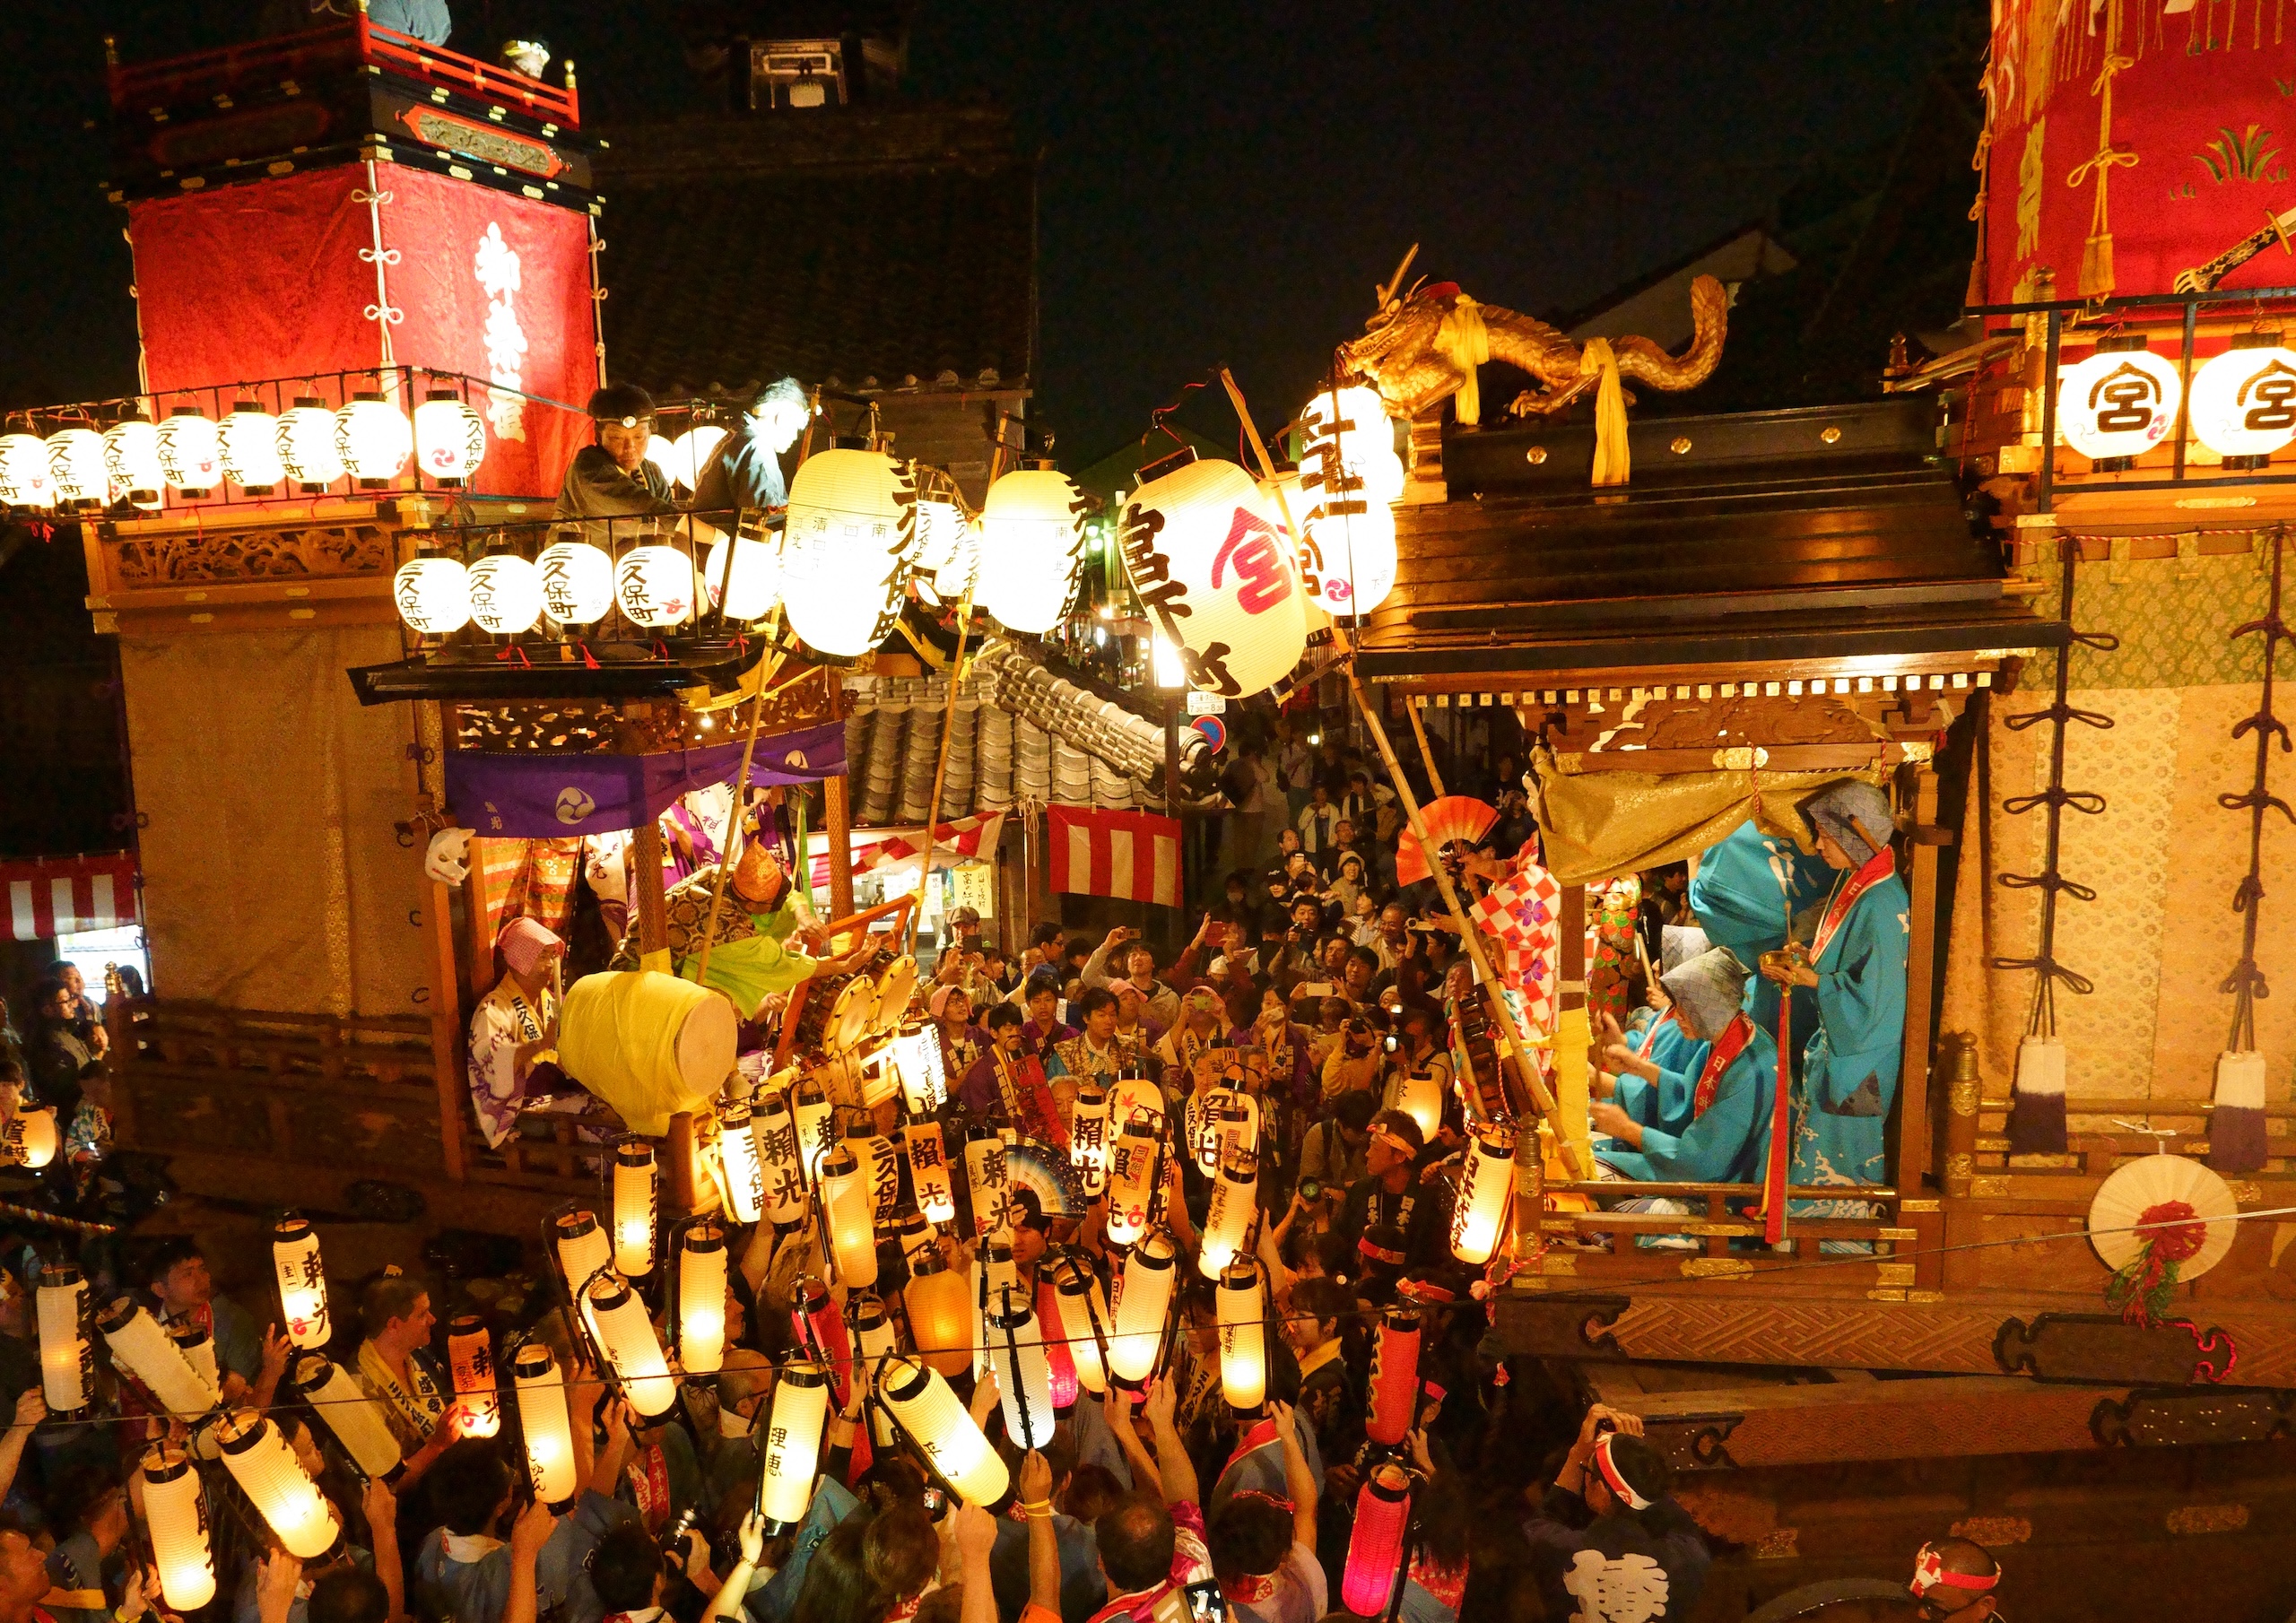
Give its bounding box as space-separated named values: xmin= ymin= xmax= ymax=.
xmin=1048 ymin=807 xmax=1183 ymax=909
xmin=4 ymin=854 xmax=140 ymax=942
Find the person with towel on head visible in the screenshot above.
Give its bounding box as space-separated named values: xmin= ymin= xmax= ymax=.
xmin=1587 ymin=947 xmax=1776 ymax=1185
xmin=1591 ymin=925 xmax=1715 ymax=1144
xmin=466 ymin=918 xmax=565 ymax=1150
xmin=555 ymin=385 xmax=675 ymax=529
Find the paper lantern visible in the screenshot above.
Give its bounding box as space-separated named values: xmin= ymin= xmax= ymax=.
xmin=466 ymin=553 xmax=544 ymax=637
xmin=511 ymin=1342 xmax=577 ymax=1504
xmin=102 ymin=418 xmax=164 ymax=506
xmin=878 ymin=1354 xmax=1010 ymax=1508
xmin=1365 ymin=1306 xmax=1422 ymax=1446
xmin=169 ymin=1322 xmax=221 ymax=1402
xmin=962 ymin=1129 xmax=1011 ymax=1239
xmin=536 ymin=538 xmax=614 ymax=626
xmin=1451 ymin=1126 xmax=1515 ymax=1266
xmin=2057 ymin=337 xmax=2181 ymax=464
xmin=1299 ymin=385 xmax=1405 ymax=503
xmin=2189 ymin=332 xmax=2296 ymax=464
xmin=47 ymin=429 xmax=110 ymax=507
xmin=715 ymin=1103 xmax=764 ymax=1225
xmin=911 ymin=495 xmax=970 ymax=605
xmin=615 ymin=543 xmax=697 ymax=629
xmin=1341 ymin=1462 xmax=1414 ymax=1617
xmin=759 ymin=1360 xmax=829 ymax=1523
xmin=795 ymin=1080 xmax=835 ymax=1181
xmin=271 ymin=1216 xmax=332 ymax=1350
xmin=893 ymin=1027 xmax=947 ymax=1115
xmin=1104 ymin=1119 xmax=1159 ymax=1248
xmin=1198 ymin=1158 xmax=1257 ymax=1280
xmin=217 ymin=1411 xmax=339 ymax=1558
xmin=291 ymin=1354 xmax=402 ymax=1480
xmin=903 ymin=1254 xmax=973 ymax=1378
xmin=780 ymin=447 xmax=917 ymax=658
xmin=648 ymin=426 xmax=725 ymax=491
xmin=584 ymin=1276 xmax=677 ymax=1416
xmin=820 ymin=1145 xmax=879 ymax=1289
xmin=791 ymin=1279 xmax=855 ymax=1409
xmin=141 ymin=1445 xmax=216 ymax=1611
xmin=702 ymin=531 xmax=783 ymax=622
xmin=1300 ymin=494 xmax=1398 ymax=618
xmin=155 ymin=409 xmax=222 ymax=494
xmin=552 ymin=1210 xmax=614 ymax=1297
xmin=446 ymin=1315 xmax=500 ymax=1438
xmin=11 ymin=1108 xmax=57 ymax=1170
xmin=413 ymin=391 xmax=488 ymax=485
xmin=609 ymin=1143 xmax=657 ymax=1278
xmin=1396 ymin=1068 xmax=1442 ymax=1141
xmin=856 ymin=1128 xmax=902 ymax=1231
xmin=36 ymin=1265 xmax=90 ymax=1414
xmin=753 ymin=1094 xmax=807 ymax=1224
xmin=1037 ymin=1280 xmax=1078 ymax=1410
xmin=1055 ymin=1259 xmax=1111 ymax=1394
xmin=1069 ymin=1083 xmax=1110 ymax=1195
xmin=98 ymin=1298 xmax=217 ymax=1419
xmin=970 ymin=1243 xmax=1018 ymax=1382
xmin=977 ymin=468 xmax=1087 ymax=634
xmin=1108 ymin=1230 xmax=1177 ymax=1386
xmin=677 ymin=1219 xmax=728 ymax=1376
xmin=278 ymin=398 xmax=344 ymax=489
xmin=335 ymin=394 xmax=412 ymax=485
xmin=217 ymin=404 xmax=285 ymax=493
xmin=905 ymin=1121 xmax=957 ymax=1224
xmin=393 ymin=557 xmax=472 ymax=636
xmin=1118 ymin=456 xmax=1305 ymax=699
xmin=1216 ymin=1262 xmax=1265 ymax=1412
xmin=0 ymin=434 xmax=54 ymax=509
xmin=986 ymin=1293 xmax=1056 ymax=1450
xmin=851 ymin=1296 xmax=899 ymax=1447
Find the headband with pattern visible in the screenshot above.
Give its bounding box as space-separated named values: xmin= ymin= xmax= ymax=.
xmin=1591 ymin=1432 xmax=1652 ymax=1512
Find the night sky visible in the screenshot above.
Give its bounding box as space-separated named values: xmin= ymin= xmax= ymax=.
xmin=0 ymin=1 xmax=1975 ymax=459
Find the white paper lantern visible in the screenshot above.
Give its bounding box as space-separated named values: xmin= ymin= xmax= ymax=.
xmin=1198 ymin=1158 xmax=1257 ymax=1280
xmin=1216 ymin=1262 xmax=1265 ymax=1412
xmin=36 ymin=1266 xmax=90 ymax=1414
xmin=878 ymin=1354 xmax=1010 ymax=1508
xmin=2057 ymin=338 xmax=2182 ymax=463
xmin=781 ymin=448 xmax=918 ymax=657
xmin=615 ymin=544 xmax=699 ymax=629
xmin=278 ymin=398 xmax=344 ymax=489
xmin=1118 ymin=456 xmax=1305 ymax=699
xmin=99 ymin=1299 xmax=219 ymax=1419
xmin=219 ymin=404 xmax=285 ymax=492
xmin=413 ymin=392 xmax=488 ymax=485
xmin=47 ymin=430 xmax=110 ymax=507
xmin=552 ymin=1210 xmax=613 ymax=1295
xmin=1054 ymin=1259 xmax=1111 ymax=1394
xmin=654 ymin=426 xmax=725 ymax=490
xmin=335 ymin=394 xmax=413 ymax=485
xmin=141 ymin=1446 xmax=216 ymax=1612
xmin=1300 ymin=493 xmax=1399 ymax=618
xmin=1451 ymin=1126 xmax=1515 ymax=1266
xmin=677 ymin=1220 xmax=728 ymax=1376
xmin=977 ymin=468 xmax=1087 ymax=634
xmin=272 ymin=1217 xmax=332 ymax=1350
xmin=611 ymin=1142 xmax=657 ymax=1278
xmin=904 ymin=1121 xmax=957 ymax=1225
xmin=513 ymin=1343 xmax=578 ymax=1504
xmin=820 ymin=1144 xmax=879 ymax=1289
xmin=911 ymin=496 xmax=969 ymax=605
xmin=584 ymin=1276 xmax=677 ymax=1417
xmin=291 ymin=1355 xmax=402 ymax=1480
xmin=754 ymin=1093 xmax=807 ymax=1225
xmin=702 ymin=532 xmax=783 ymax=621
xmin=794 ymin=1080 xmax=835 ymax=1181
xmin=644 ymin=434 xmax=677 ymax=482
xmin=216 ymin=1412 xmax=339 ymax=1558
xmin=1299 ymin=385 xmax=1405 ymax=502
xmin=538 ymin=538 xmax=614 ymax=625
xmin=1395 ymin=1069 xmax=1442 ymax=1141
xmin=760 ymin=1362 xmax=830 ymax=1523
xmin=2189 ymin=333 xmax=2296 ymax=462
xmin=393 ymin=557 xmax=471 ymax=636
xmin=0 ymin=434 xmax=55 ymax=509
xmin=466 ymin=554 xmax=544 ymax=636
xmin=153 ymin=410 xmax=223 ymax=494
xmin=1104 ymin=1119 xmax=1159 ymax=1248
xmin=103 ymin=419 xmax=164 ymax=507
xmin=717 ymin=1103 xmax=764 ymax=1225
xmin=985 ymin=1293 xmax=1056 ymax=1450
xmin=1108 ymin=1230 xmax=1177 ymax=1386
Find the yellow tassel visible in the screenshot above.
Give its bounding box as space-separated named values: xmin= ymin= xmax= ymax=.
xmin=1579 ymin=338 xmax=1631 ymax=487
xmin=2080 ymin=230 xmax=2116 ymax=297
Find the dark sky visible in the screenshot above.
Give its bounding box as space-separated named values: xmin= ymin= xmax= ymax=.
xmin=0 ymin=1 xmax=1974 ymax=460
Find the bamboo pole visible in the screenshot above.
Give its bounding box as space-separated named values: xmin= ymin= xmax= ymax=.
xmin=906 ymin=592 xmax=975 ymax=958
xmin=693 ymin=606 xmax=784 ymax=990
xmin=1405 ymin=696 xmax=1448 ymax=800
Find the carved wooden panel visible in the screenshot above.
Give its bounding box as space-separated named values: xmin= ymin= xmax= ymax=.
xmin=1994 ymin=1313 xmax=2239 ymax=1386
xmin=109 ymin=523 xmax=391 ymax=583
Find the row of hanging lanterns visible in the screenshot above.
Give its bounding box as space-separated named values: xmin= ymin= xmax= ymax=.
xmin=0 ymin=393 xmax=487 ymax=511
xmin=2057 ymin=330 xmax=2296 ymax=465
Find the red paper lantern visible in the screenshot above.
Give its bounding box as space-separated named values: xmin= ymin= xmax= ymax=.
xmin=1341 ymin=1462 xmax=1413 ymax=1616
xmin=793 ymin=1279 xmax=854 ymax=1410
xmin=1364 ymin=1306 xmax=1422 ymax=1446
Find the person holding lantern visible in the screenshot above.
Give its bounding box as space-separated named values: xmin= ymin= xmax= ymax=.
xmin=467 ymin=918 xmax=567 ymax=1151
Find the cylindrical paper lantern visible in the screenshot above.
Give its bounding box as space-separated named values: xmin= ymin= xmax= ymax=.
xmin=1198 ymin=1157 xmax=1257 ymax=1280
xmin=1298 ymin=386 xmax=1403 ymax=500
xmin=759 ymin=1361 xmax=829 ymax=1524
xmin=780 ymin=448 xmax=917 ymax=658
xmin=678 ymin=1219 xmax=728 ymax=1376
xmin=97 ymin=1298 xmax=218 ymax=1419
xmin=1341 ymin=1462 xmax=1414 ymax=1617
xmin=905 ymin=1122 xmax=956 ymax=1224
xmin=986 ymin=1292 xmax=1056 ymax=1451
xmin=537 ymin=537 xmax=614 ymax=625
xmin=335 ymin=394 xmax=412 ymax=485
xmin=963 ymin=1128 xmax=1010 ymax=1239
xmin=1118 ymin=456 xmax=1305 ymax=699
xmin=1069 ymin=1084 xmax=1110 ymax=1195
xmin=894 ymin=1027 xmax=947 ymax=1115
xmin=854 ymin=1127 xmax=901 ymax=1234
xmin=878 ymin=1354 xmax=1009 ymax=1508
xmin=219 ymin=405 xmax=285 ymax=492
xmin=48 ymin=429 xmax=111 ymax=507
xmin=2057 ymin=337 xmax=2182 ymax=463
xmin=754 ymin=1093 xmax=806 ymax=1224
xmin=393 ymin=556 xmax=471 ymax=636
xmin=1108 ymin=1231 xmax=1177 ymax=1386
xmin=511 ymin=1342 xmax=577 ymax=1505
xmin=1216 ymin=1262 xmax=1265 ymax=1412
xmin=272 ymin=1216 xmax=332 ymax=1350
xmin=1395 ymin=1069 xmax=1442 ymax=1141
xmin=0 ymin=434 xmax=55 ymax=509
xmin=851 ymin=1294 xmax=899 ymax=1447
xmin=2190 ymin=333 xmax=2296 ymax=463
xmin=291 ymin=1354 xmax=402 ymax=1480
xmin=155 ymin=409 xmax=223 ymax=494
xmin=466 ymin=553 xmax=544 ymax=637
xmin=791 ymin=1279 xmax=854 ymax=1410
xmin=794 ymin=1080 xmax=835 ymax=1180
xmin=1104 ymin=1120 xmax=1159 ymax=1248
xmin=277 ymin=398 xmax=344 ymax=489
xmin=976 ymin=467 xmax=1086 ymax=634
xmin=703 ymin=531 xmax=782 ymax=621
xmin=584 ymin=1276 xmax=677 ymax=1417
xmin=718 ymin=1102 xmax=764 ymax=1225
xmin=615 ymin=544 xmax=699 ymax=629
xmin=1451 ymin=1127 xmax=1515 ymax=1266
xmin=1365 ymin=1306 xmax=1422 ymax=1446
xmin=657 ymin=426 xmax=726 ymax=490
xmin=903 ymin=1254 xmax=972 ymax=1378
xmin=413 ymin=391 xmax=488 ymax=485
xmin=216 ymin=1411 xmax=340 ymax=1558
xmin=910 ymin=494 xmax=967 ymax=604
xmin=819 ymin=1145 xmax=879 ymax=1289
xmin=1300 ymin=494 xmax=1399 ymax=618
xmin=1055 ymin=1259 xmax=1111 ymax=1395
xmin=553 ymin=1210 xmax=613 ymax=1295
xmin=102 ymin=418 xmax=164 ymax=507
xmin=170 ymin=1322 xmax=221 ymax=1402
xmin=141 ymin=1445 xmax=216 ymax=1611
xmin=36 ymin=1265 xmax=90 ymax=1414
xmin=447 ymin=1315 xmax=500 ymax=1438
xmin=612 ymin=1142 xmax=657 ymax=1277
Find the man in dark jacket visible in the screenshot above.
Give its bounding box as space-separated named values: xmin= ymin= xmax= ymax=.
xmin=1524 ymin=1404 xmax=1711 ymax=1622
xmin=555 ymin=385 xmax=674 ymax=525
xmin=1334 ymin=1111 xmax=1453 ymax=1271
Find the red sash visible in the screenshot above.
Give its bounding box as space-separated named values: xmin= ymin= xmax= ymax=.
xmin=994 ymin=1049 xmax=1070 ymax=1149
xmin=1811 ymin=847 xmax=1896 ymax=964
xmin=625 ymin=1441 xmax=671 ymax=1530
xmin=1221 ymin=1417 xmax=1278 ymax=1484
xmin=1690 ymin=1014 xmax=1753 ymax=1119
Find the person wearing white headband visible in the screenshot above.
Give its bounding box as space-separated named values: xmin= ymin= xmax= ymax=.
xmin=1909 ymin=1537 xmax=2002 ymax=1619
xmin=1524 ymin=1403 xmax=1709 ymax=1622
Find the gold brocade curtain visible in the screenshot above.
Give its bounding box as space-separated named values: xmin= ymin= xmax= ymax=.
xmin=1526 ymin=745 xmax=1887 ymax=886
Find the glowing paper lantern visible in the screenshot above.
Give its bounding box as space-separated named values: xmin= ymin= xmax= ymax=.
xmin=911 ymin=495 xmax=969 ymax=604
xmin=893 ymin=1028 xmax=947 ymax=1115
xmin=702 ymin=531 xmax=783 ymax=621
xmin=10 ymin=1108 xmax=57 ymax=1170
xmin=538 ymin=538 xmax=614 ymax=625
xmin=584 ymin=1275 xmax=677 ymax=1416
xmin=615 ymin=544 xmax=697 ymax=629
xmin=644 ymin=434 xmax=677 ymax=482
xmin=650 ymin=426 xmax=725 ymax=490
xmin=1068 ymin=1083 xmax=1110 ymax=1195
xmin=794 ymin=1080 xmax=834 ymax=1181
xmin=1341 ymin=1463 xmax=1414 ymax=1617
xmin=291 ymin=1355 xmax=401 ymax=1480
xmin=611 ymin=1143 xmax=657 ymax=1278
xmin=1365 ymin=1306 xmax=1422 ymax=1446
xmin=2057 ymin=337 xmax=2181 ymax=464
xmin=977 ymin=467 xmax=1087 ymax=633
xmin=1216 ymin=1262 xmax=1265 ymax=1412
xmin=2189 ymin=332 xmax=2296 ymax=463
xmin=1299 ymin=495 xmax=1399 ymax=618
xmin=103 ymin=418 xmax=164 ymax=507
xmin=1299 ymin=385 xmax=1405 ymax=503
xmin=677 ymin=1219 xmax=728 ymax=1376
xmin=512 ymin=1342 xmax=577 ymax=1504
xmin=155 ymin=410 xmax=222 ymax=494
xmin=986 ymin=1293 xmax=1056 ymax=1450
xmin=99 ymin=1299 xmax=218 ymax=1419
xmin=466 ymin=554 xmax=544 ymax=636
xmin=903 ymin=1254 xmax=973 ymax=1378
xmin=393 ymin=557 xmax=471 ymax=636
xmin=760 ymin=1361 xmax=829 ymax=1523
xmin=878 ymin=1354 xmax=1010 ymax=1508
xmin=819 ymin=1145 xmax=879 ymax=1289
xmin=718 ymin=1103 xmax=764 ymax=1225
xmin=905 ymin=1121 xmax=957 ymax=1224
xmin=272 ymin=1217 xmax=332 ymax=1350
xmin=141 ymin=1445 xmax=216 ymax=1611
xmin=217 ymin=1411 xmax=339 ymax=1558
xmin=1451 ymin=1126 xmax=1515 ymax=1266
xmin=335 ymin=394 xmax=413 ymax=485
xmin=1118 ymin=456 xmax=1305 ymax=699
xmin=446 ymin=1315 xmax=500 ymax=1438
xmin=218 ymin=404 xmax=285 ymax=493
xmin=1108 ymin=1231 xmax=1177 ymax=1386
xmin=552 ymin=1210 xmax=614 ymax=1295
xmin=780 ymin=448 xmax=918 ymax=658
xmin=36 ymin=1265 xmax=91 ymax=1415
xmin=278 ymin=398 xmax=344 ymax=489
xmin=169 ymin=1322 xmax=221 ymax=1401
xmin=0 ymin=434 xmax=54 ymax=509
xmin=413 ymin=391 xmax=488 ymax=485
xmin=1198 ymin=1158 xmax=1257 ymax=1280
xmin=1055 ymin=1260 xmax=1111 ymax=1395
xmin=754 ymin=1093 xmax=807 ymax=1225
xmin=855 ymin=1128 xmax=901 ymax=1230
xmin=1104 ymin=1119 xmax=1159 ymax=1248
xmin=963 ymin=1129 xmax=1011 ymax=1238
xmin=1395 ymin=1069 xmax=1442 ymax=1141
xmin=47 ymin=429 xmax=110 ymax=507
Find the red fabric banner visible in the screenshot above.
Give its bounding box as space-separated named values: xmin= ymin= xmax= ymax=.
xmin=1048 ymin=806 xmax=1184 ymax=909
xmin=4 ymin=854 xmax=139 ymax=942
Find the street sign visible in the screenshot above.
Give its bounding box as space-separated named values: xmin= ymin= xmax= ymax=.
xmin=1185 ymin=690 xmax=1227 ymax=716
xmin=1190 ymin=715 xmax=1227 ymax=753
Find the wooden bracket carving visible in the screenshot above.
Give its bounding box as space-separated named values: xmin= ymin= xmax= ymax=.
xmin=1995 ymin=1313 xmax=2239 ymax=1386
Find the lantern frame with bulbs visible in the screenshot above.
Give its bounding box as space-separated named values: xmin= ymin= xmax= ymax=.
xmin=2057 ymin=334 xmax=2182 ymax=467
xmin=2188 ymin=329 xmax=2296 ymax=467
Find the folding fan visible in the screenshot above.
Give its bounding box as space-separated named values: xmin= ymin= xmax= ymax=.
xmin=1396 ymin=795 xmax=1499 ymax=888
xmin=1002 ymin=1137 xmax=1086 ymax=1219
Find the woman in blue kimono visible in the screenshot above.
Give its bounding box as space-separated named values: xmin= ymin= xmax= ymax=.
xmin=1589 ymin=946 xmax=1776 ymax=1184
xmin=1594 ymin=924 xmax=1715 ymax=1141
xmin=1686 ymin=820 xmax=1831 ymax=1072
